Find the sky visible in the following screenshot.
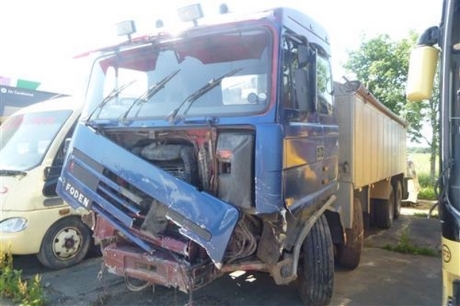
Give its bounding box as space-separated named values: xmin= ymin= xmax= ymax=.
xmin=0 ymin=0 xmax=443 ymax=95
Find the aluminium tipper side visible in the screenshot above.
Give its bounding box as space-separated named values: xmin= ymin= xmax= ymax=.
xmin=334 ymin=81 xmax=407 ymax=188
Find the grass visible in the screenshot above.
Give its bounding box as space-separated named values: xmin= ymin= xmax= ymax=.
xmin=0 ymin=250 xmax=45 ymax=306
xmin=381 ymin=152 xmax=441 ymax=256
xmin=408 ymin=153 xmax=439 ymax=178
xmin=413 ymin=211 xmax=438 ymax=219
xmin=407 ymin=152 xmax=438 ymax=200
xmin=383 ymin=229 xmax=439 ymax=257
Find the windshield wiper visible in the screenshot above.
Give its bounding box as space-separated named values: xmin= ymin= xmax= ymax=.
xmin=166 ymin=67 xmax=242 ymax=123
xmin=0 ymin=169 xmax=27 ymax=176
xmin=119 ymin=69 xmax=180 ymax=123
xmin=85 ymin=80 xmax=137 ymax=124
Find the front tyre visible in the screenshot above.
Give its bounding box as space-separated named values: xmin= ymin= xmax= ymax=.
xmin=297 ymin=214 xmax=334 ymax=306
xmin=37 ymin=216 xmax=92 ymax=270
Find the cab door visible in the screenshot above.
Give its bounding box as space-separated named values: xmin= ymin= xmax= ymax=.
xmin=280 ymin=35 xmax=338 ymax=211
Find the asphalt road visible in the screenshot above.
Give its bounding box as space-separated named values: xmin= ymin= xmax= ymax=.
xmin=7 ymin=207 xmax=443 ymax=306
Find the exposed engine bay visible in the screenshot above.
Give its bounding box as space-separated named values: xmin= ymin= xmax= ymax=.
xmin=88 ymin=127 xmax=285 ymax=290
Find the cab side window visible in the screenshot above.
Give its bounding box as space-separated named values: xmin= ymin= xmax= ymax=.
xmin=316 ymin=53 xmax=334 ymax=116
xmin=282 ymin=38 xmax=299 ymax=111
xmin=282 ymin=36 xmax=312 ymax=122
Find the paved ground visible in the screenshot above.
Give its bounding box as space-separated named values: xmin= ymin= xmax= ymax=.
xmin=4 ymin=202 xmax=443 ymax=305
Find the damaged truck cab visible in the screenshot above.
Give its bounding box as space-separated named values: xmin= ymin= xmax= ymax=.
xmin=57 ymin=6 xmax=339 ymax=305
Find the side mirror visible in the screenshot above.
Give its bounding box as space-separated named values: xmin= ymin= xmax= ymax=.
xmin=298 ymin=45 xmax=310 ymax=68
xmin=406 ymin=26 xmax=440 ymax=102
xmin=295 ymin=68 xmax=310 ymax=112
xmin=63 ymin=138 xmax=72 ymax=156
xmin=43 ymin=166 xmax=62 ymax=181
xmin=417 ymin=26 xmax=439 ymax=46
xmin=295 ymin=47 xmax=317 ymax=113
xmin=406 ymin=46 xmax=439 ymax=101
xmin=43 ymin=165 xmax=63 ymax=197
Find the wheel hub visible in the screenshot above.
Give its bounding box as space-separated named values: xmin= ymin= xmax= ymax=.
xmin=53 ymin=228 xmax=82 ymax=259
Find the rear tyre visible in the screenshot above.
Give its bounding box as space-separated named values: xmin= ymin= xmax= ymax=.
xmin=373 ymin=185 xmax=394 ymax=229
xmin=297 ymin=215 xmax=334 ymax=306
xmin=37 ymin=217 xmax=91 ymax=269
xmin=336 ymin=198 xmax=364 ymax=269
xmin=393 ymin=181 xmax=402 ymax=219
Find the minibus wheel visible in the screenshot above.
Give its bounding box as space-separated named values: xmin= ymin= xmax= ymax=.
xmin=37 ymin=216 xmax=91 ymax=269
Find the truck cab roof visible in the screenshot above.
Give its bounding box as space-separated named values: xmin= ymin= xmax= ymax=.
xmin=76 ymin=6 xmax=330 ymax=58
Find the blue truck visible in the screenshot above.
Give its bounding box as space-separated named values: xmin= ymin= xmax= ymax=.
xmin=56 ymin=4 xmax=413 ymax=305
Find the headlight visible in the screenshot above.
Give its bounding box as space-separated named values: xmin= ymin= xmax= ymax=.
xmin=0 ymin=217 xmax=28 ymax=233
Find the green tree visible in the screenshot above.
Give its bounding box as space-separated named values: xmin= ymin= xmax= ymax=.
xmin=343 ymin=32 xmax=439 ymax=184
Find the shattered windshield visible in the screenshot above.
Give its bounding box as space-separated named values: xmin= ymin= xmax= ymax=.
xmin=0 ymin=110 xmax=72 ymax=171
xmin=83 ymin=27 xmax=272 ymax=121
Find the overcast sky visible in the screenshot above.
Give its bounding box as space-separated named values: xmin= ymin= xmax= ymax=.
xmin=0 ymin=0 xmax=443 ymax=94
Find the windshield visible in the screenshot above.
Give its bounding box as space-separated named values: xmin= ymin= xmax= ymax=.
xmin=83 ymin=27 xmax=272 ymax=121
xmin=0 ymin=110 xmax=72 ymax=171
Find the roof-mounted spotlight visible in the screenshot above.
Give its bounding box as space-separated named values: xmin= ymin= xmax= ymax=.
xmin=156 ymin=19 xmax=164 ymax=29
xmin=219 ymin=4 xmax=229 ymax=14
xmin=178 ymin=3 xmax=203 ymax=26
xmin=116 ymin=20 xmax=136 ymax=41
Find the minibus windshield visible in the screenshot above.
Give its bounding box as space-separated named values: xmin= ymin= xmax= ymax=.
xmin=0 ymin=110 xmax=72 ymax=171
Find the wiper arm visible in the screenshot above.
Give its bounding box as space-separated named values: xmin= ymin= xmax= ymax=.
xmin=119 ymin=69 xmax=180 ymax=123
xmin=166 ymin=67 xmax=242 ymax=123
xmin=85 ymin=80 xmax=137 ymax=123
xmin=0 ymin=169 xmax=27 ymax=176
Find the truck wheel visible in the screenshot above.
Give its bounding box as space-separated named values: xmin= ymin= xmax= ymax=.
xmin=37 ymin=217 xmax=91 ymax=270
xmin=393 ymin=181 xmax=402 ymax=219
xmin=297 ymin=214 xmax=334 ymax=306
xmin=336 ymin=198 xmax=363 ymax=269
xmin=373 ymin=185 xmax=394 ymax=229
